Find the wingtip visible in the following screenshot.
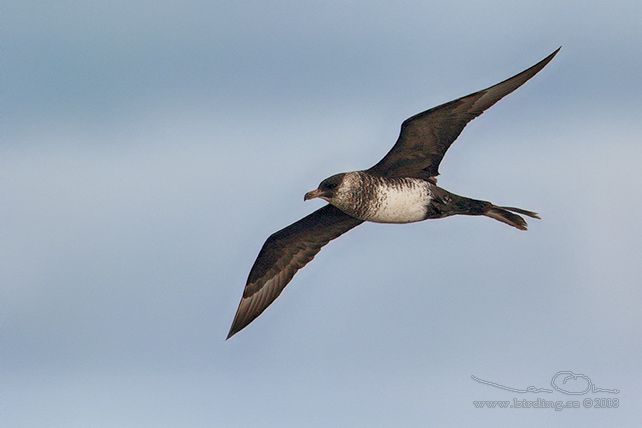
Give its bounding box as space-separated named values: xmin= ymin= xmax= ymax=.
xmin=227 ymin=312 xmax=252 ymax=339
xmin=226 ymin=322 xmax=243 ymax=340
xmin=538 ymin=47 xmax=561 ymax=67
xmin=544 ymin=47 xmax=562 ymax=63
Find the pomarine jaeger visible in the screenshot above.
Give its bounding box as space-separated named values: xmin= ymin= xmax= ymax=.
xmin=227 ymin=48 xmax=559 ymax=339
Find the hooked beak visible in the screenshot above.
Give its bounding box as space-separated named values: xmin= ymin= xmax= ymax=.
xmin=304 ymin=188 xmax=324 ymax=201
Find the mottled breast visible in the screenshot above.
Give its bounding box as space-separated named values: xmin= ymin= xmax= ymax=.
xmin=330 ymin=172 xmax=433 ymax=224
xmin=365 ymin=176 xmax=433 ymax=223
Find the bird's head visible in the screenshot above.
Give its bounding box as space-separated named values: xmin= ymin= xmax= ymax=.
xmin=304 ymin=173 xmax=349 ymax=203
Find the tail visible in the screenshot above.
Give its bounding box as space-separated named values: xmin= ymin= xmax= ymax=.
xmin=429 ymin=190 xmax=540 ymax=230
xmin=484 ymin=205 xmax=540 ymax=231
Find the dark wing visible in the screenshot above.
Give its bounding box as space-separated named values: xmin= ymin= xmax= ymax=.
xmin=227 ymin=204 xmax=363 ymax=339
xmin=367 ymin=48 xmax=560 ymax=180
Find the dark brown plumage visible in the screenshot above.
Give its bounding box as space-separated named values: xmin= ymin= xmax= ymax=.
xmin=227 ymin=48 xmax=559 ymax=339
xmin=368 ymin=49 xmax=560 ymax=180
xmin=227 ymin=205 xmax=362 ymax=339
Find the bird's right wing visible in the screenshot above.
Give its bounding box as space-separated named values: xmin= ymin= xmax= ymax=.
xmin=227 ymin=204 xmax=363 ymax=339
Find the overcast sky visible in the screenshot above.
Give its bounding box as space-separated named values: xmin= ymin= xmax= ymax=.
xmin=2 ymin=1 xmax=641 ymax=427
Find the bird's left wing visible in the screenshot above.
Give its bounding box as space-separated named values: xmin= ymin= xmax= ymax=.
xmin=227 ymin=204 xmax=363 ymax=339
xmin=367 ymin=48 xmax=560 ymax=180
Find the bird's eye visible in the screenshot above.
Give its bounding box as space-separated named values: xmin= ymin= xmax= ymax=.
xmin=325 ymin=183 xmax=337 ymax=189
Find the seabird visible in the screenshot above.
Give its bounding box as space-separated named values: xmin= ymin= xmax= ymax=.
xmin=227 ymin=48 xmax=559 ymax=339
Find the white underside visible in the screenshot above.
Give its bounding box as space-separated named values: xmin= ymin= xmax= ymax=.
xmin=365 ymin=180 xmax=432 ymax=224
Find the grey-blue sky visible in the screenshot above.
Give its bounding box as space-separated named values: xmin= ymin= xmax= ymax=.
xmin=2 ymin=1 xmax=641 ymax=427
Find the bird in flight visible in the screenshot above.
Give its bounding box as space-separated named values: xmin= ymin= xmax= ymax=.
xmin=227 ymin=48 xmax=559 ymax=339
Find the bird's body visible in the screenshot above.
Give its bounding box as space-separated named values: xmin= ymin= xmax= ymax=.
xmin=305 ymin=171 xmax=537 ymax=228
xmin=364 ymin=176 xmax=433 ymax=224
xmin=319 ymin=172 xmax=433 ymax=224
xmin=227 ymin=48 xmax=560 ymax=339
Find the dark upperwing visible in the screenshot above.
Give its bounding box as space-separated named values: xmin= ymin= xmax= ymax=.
xmin=227 ymin=205 xmax=363 ymax=339
xmin=367 ymin=48 xmax=560 ymax=181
